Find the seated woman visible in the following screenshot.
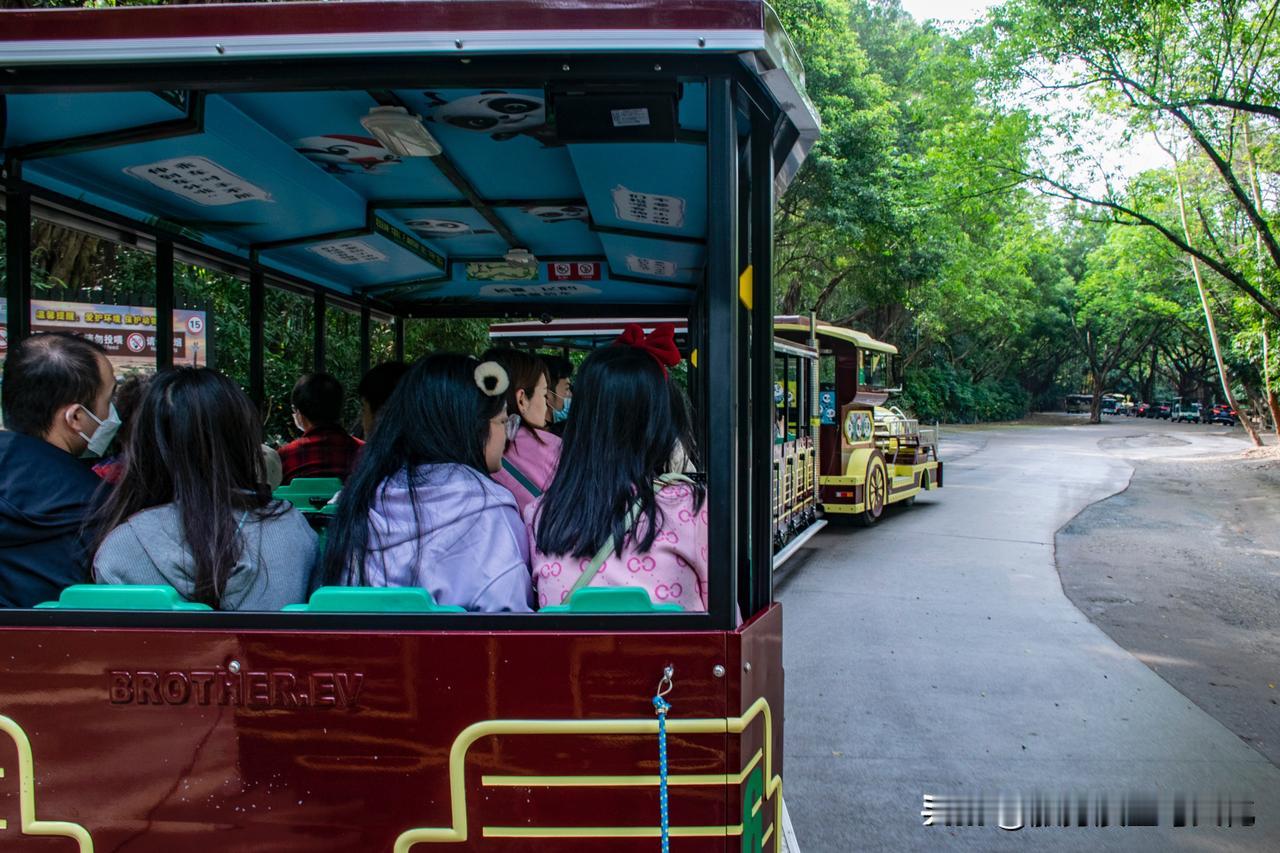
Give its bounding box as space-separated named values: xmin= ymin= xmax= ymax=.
xmin=92 ymin=368 xmax=317 ymax=610
xmin=321 ymin=354 xmax=534 ymax=613
xmin=527 ymin=324 xmax=708 ymax=611
xmin=483 ymin=348 xmax=561 ymax=514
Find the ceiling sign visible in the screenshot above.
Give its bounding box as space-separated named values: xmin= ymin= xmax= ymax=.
xmin=548 ymin=261 xmax=601 ymax=281
xmin=124 ymin=156 xmax=272 ymax=206
xmin=307 ymin=240 xmax=388 ymax=265
xmin=625 ymin=255 xmax=678 ymax=278
xmin=611 ymin=185 xmax=686 ymax=228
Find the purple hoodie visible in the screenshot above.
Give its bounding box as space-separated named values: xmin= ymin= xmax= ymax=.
xmin=357 ymin=463 xmax=533 ymax=612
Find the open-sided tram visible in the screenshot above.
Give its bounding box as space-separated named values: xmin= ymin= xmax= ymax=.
xmin=0 ymin=1 xmax=821 ymax=850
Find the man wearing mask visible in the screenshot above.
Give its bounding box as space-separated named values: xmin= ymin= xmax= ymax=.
xmin=278 ymin=372 xmax=361 ymax=483
xmin=0 ymin=333 xmax=116 ymax=608
xmin=543 ymin=355 xmax=574 ymax=437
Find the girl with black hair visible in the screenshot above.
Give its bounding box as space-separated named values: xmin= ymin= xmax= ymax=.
xmin=483 ymin=348 xmax=563 ymax=514
xmin=528 ymin=326 xmax=709 ymax=611
xmin=92 ymin=368 xmax=317 ymax=610
xmin=321 ymin=354 xmax=534 ymax=613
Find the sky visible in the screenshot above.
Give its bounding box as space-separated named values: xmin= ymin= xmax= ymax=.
xmin=897 ymin=0 xmax=998 ymax=25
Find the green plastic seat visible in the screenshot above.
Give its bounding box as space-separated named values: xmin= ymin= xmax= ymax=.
xmin=273 ymin=477 xmax=343 ymax=511
xmin=282 ymin=586 xmax=466 ymax=613
xmin=35 ymin=584 xmax=212 ymax=611
xmin=540 ymin=587 xmax=684 ymax=613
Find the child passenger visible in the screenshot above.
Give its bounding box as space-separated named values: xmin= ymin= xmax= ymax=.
xmin=483 ymin=348 xmax=561 ymax=514
xmin=321 ymin=354 xmax=534 ymax=613
xmin=527 ymin=324 xmax=709 ymax=611
xmin=92 ymin=368 xmax=317 ymax=610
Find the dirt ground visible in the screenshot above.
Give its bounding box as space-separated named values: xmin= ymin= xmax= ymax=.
xmin=1055 ymin=428 xmax=1280 ymax=766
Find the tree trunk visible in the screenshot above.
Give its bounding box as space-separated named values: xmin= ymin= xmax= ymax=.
xmin=1172 ymin=156 xmax=1264 ymax=447
xmin=1089 ymin=382 xmax=1103 ymax=425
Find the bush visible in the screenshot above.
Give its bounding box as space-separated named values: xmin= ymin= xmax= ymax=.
xmin=898 ymin=364 xmax=1029 ymax=423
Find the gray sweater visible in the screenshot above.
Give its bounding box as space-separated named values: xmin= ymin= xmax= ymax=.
xmin=94 ymin=503 xmax=318 ymax=611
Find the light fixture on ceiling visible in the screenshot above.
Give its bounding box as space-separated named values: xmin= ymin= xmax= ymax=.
xmin=504 ymin=247 xmax=538 ymax=267
xmin=360 ymin=106 xmax=442 ymax=157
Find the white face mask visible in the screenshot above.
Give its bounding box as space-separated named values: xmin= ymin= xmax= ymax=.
xmin=505 ymin=413 xmax=522 ymax=442
xmin=77 ymin=402 xmax=121 ymax=458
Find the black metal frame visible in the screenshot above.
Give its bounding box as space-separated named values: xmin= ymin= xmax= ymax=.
xmin=0 ymin=51 xmax=796 ymax=633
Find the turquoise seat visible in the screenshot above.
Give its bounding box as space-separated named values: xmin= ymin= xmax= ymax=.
xmin=35 ymin=584 xmax=212 ymax=611
xmin=282 ymin=586 xmax=466 ymax=613
xmin=540 ymin=587 xmax=684 ymax=613
xmin=273 ymin=477 xmax=343 ymax=511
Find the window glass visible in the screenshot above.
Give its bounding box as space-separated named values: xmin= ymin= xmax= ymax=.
xmin=262 ymin=286 xmax=314 ymax=445
xmin=175 ymin=262 xmax=246 ymax=387
xmin=324 ymin=302 xmax=363 ymax=431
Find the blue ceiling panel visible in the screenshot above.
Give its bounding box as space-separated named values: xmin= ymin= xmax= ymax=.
xmin=380 ymin=259 xmax=689 ymax=305
xmin=677 ymin=81 xmax=708 ymax=132
xmin=258 ymin=225 xmax=446 ymax=294
xmin=2 ymin=91 xmax=186 ymax=149
xmin=226 ymin=91 xmax=462 ymax=202
xmin=393 ymin=89 xmax=583 ymax=200
xmin=494 ymin=205 xmax=602 ymax=256
xmin=597 ymin=232 xmax=704 ymax=286
xmin=380 ymin=207 xmax=508 ymax=258
xmin=568 ymin=142 xmax=707 ymax=239
xmin=31 ymin=96 xmax=367 ymax=246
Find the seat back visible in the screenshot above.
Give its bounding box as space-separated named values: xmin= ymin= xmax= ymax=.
xmin=282 ymin=586 xmax=466 ymax=613
xmin=539 ymin=587 xmax=684 ymax=613
xmin=273 ymin=477 xmax=343 ymax=511
xmin=35 ymin=584 xmax=212 ymax=611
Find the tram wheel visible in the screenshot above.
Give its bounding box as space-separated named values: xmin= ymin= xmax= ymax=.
xmin=857 ymin=456 xmax=887 ymax=526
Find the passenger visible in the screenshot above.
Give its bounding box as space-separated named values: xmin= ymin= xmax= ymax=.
xmin=91 ymin=373 xmax=150 ymax=485
xmin=527 ymin=324 xmax=709 ymax=611
xmin=542 ymin=354 xmax=574 ymax=436
xmin=357 ymin=360 xmax=410 ymax=439
xmin=92 ymin=368 xmax=316 ymax=610
xmin=483 ymin=348 xmax=562 ymax=514
xmin=0 ymin=333 xmax=115 ymax=608
xmin=321 ymin=354 xmax=534 ymax=613
xmin=278 ymin=372 xmax=362 ymax=483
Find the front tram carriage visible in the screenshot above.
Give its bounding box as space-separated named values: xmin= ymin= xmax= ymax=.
xmin=0 ymin=1 xmax=819 ymax=850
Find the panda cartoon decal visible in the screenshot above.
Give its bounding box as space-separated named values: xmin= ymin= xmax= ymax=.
xmin=294 ymin=135 xmax=400 ymax=174
xmin=423 ymin=91 xmax=559 ymax=146
xmin=405 ymin=218 xmax=495 ymax=239
xmin=522 ymin=204 xmax=589 ymax=224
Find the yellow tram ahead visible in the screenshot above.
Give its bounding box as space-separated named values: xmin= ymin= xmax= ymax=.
xmin=0 ymin=1 xmax=821 ymax=851
xmin=775 ymin=317 xmax=942 ymax=526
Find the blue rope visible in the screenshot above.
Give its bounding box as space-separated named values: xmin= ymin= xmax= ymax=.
xmin=653 ymin=694 xmax=671 ymax=852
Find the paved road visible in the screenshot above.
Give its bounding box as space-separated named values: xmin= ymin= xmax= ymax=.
xmin=778 ymin=421 xmax=1280 ymax=852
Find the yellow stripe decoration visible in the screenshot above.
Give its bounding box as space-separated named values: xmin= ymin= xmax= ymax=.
xmin=739 ymin=265 xmax=754 ymax=310
xmin=393 ymin=697 xmax=783 ymax=852
xmin=483 ymin=824 xmax=744 ymax=839
xmin=482 ymin=748 xmax=764 ymax=789
xmin=0 ymin=715 xmax=94 ymax=852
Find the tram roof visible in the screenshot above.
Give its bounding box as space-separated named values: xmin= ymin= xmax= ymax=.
xmin=774 ymin=317 xmax=899 ymax=355
xmin=0 ymin=0 xmax=820 ymax=317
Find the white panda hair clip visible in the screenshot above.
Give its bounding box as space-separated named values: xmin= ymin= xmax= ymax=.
xmin=474 ymin=361 xmax=510 ymax=397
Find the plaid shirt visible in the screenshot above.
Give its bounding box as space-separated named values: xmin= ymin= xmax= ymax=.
xmin=278 ymin=426 xmax=363 ymax=483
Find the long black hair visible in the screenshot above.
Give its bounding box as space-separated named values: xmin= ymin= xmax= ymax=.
xmin=92 ymin=368 xmax=283 ymax=608
xmin=534 ymin=345 xmax=704 ymax=559
xmin=322 ymin=353 xmax=506 ymax=585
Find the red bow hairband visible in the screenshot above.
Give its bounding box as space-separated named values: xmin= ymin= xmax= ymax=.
xmin=614 ymin=323 xmax=681 ymax=377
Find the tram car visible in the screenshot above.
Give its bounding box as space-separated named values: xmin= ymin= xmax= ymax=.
xmin=0 ymin=1 xmax=820 ymax=850
xmin=775 ymin=317 xmax=942 ymax=526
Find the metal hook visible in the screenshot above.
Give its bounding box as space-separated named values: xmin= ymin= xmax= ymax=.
xmin=656 ymin=665 xmax=675 ymax=698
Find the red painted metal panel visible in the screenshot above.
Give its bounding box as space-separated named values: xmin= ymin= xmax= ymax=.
xmin=0 ymin=1 xmax=764 ymax=42
xmin=0 ymin=626 xmax=737 ymax=851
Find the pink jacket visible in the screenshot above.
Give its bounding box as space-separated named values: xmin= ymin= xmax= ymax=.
xmin=524 ymin=481 xmax=709 ymax=611
xmin=492 ymin=427 xmax=562 ymax=515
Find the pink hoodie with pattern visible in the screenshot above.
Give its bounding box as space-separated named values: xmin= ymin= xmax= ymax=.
xmin=524 ymin=481 xmax=709 ymax=611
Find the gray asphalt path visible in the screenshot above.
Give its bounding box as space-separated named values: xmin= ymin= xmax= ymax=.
xmin=778 ymin=421 xmax=1280 ymax=852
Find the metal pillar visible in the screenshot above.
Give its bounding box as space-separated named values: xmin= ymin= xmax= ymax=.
xmin=249 ymin=269 xmax=265 ymax=408
xmin=312 ymin=288 xmax=326 ymax=375
xmin=750 ymin=106 xmax=777 ymax=613
xmin=393 ymin=315 xmax=406 ymax=362
xmin=3 ymin=169 xmax=32 ymax=345
xmin=359 ymin=303 xmax=371 ymax=376
xmin=155 ymin=238 xmax=174 ymax=371
xmin=705 ymin=76 xmax=740 ymax=630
